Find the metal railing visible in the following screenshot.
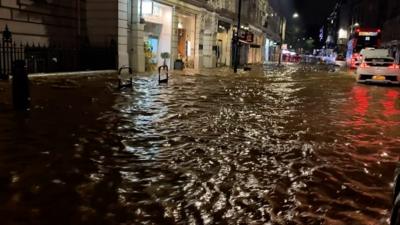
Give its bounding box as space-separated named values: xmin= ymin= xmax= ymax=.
xmin=1 ymin=25 xmax=117 ymax=79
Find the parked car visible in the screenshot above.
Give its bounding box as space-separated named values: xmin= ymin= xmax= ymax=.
xmin=356 ymin=49 xmax=400 ymax=84
xmin=335 ymin=54 xmax=346 ymax=68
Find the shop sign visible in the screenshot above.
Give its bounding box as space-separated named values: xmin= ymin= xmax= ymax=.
xmin=239 ymin=30 xmax=254 ymax=43
xmin=359 ymin=31 xmax=378 ymax=36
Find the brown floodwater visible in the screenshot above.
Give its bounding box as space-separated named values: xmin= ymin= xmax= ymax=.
xmin=0 ymin=65 xmax=399 ymax=225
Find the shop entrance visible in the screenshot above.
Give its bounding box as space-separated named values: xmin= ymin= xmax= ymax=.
xmin=216 ymin=21 xmax=231 ymax=67
xmin=176 ymin=13 xmax=196 ymax=68
xmin=142 ymin=1 xmax=172 ymax=71
xmin=148 ymin=36 xmax=159 ymax=64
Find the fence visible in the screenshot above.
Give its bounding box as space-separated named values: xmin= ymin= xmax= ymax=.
xmin=1 ymin=25 xmax=117 ymax=79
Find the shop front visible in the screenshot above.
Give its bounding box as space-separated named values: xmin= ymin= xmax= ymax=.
xmin=248 ymin=35 xmax=264 ymax=64
xmin=142 ymin=0 xmax=172 ymax=71
xmin=175 ymin=12 xmax=196 ymax=68
xmin=237 ymin=29 xmax=254 ymax=66
xmin=216 ymin=20 xmax=232 ymax=67
xmin=265 ymin=38 xmax=278 ymax=62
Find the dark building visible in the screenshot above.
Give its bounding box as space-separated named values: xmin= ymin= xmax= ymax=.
xmin=381 ymin=0 xmax=400 ymax=62
xmin=334 ymin=0 xmax=400 ymax=61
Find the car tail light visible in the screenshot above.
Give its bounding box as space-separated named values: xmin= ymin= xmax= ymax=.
xmin=388 ymin=64 xmax=400 ymax=69
xmin=360 ymin=62 xmax=370 ymax=68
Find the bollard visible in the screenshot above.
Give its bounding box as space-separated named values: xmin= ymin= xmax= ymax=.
xmin=12 ymin=60 xmax=30 ymax=110
xmin=158 ymin=65 xmax=168 ymax=84
xmin=118 ymin=66 xmax=133 ymax=89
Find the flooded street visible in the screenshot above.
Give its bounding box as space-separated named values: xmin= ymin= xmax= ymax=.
xmin=0 ymin=64 xmax=399 ymax=225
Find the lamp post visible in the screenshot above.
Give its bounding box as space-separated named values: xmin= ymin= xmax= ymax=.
xmin=233 ymin=0 xmax=242 ymax=73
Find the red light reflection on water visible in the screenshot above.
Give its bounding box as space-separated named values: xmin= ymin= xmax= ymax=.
xmin=343 ymin=86 xmax=400 ymax=128
xmin=381 ymin=90 xmax=400 ymax=117
xmin=348 ymin=86 xmax=370 ymax=127
xmin=353 ymin=87 xmax=369 ymax=116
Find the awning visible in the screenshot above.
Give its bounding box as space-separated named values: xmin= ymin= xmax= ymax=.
xmin=218 ymin=20 xmax=231 ymax=31
xmin=249 ymin=24 xmax=264 ymax=35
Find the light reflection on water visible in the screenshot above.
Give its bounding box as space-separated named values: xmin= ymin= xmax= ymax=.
xmin=0 ymin=66 xmax=399 ymax=225
xmin=98 ymin=66 xmax=399 ymax=224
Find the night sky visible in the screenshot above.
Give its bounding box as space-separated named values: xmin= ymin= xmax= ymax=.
xmin=270 ymin=0 xmax=339 ymax=38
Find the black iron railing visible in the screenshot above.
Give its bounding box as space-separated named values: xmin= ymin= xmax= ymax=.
xmin=1 ymin=25 xmax=117 ymax=79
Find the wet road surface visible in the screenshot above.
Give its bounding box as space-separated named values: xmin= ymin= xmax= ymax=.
xmin=0 ymin=64 xmax=399 ymax=225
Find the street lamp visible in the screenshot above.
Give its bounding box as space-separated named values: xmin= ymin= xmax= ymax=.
xmin=233 ymin=0 xmax=242 ymax=73
xmin=293 ymin=13 xmax=299 ymax=19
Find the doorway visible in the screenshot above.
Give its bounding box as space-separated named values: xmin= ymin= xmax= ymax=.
xmin=148 ymin=36 xmax=159 ymax=64
xmin=176 ymin=13 xmax=196 ymax=68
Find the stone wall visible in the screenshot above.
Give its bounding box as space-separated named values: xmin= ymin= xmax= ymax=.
xmin=0 ymin=0 xmax=83 ymax=47
xmin=85 ymin=0 xmax=118 ymax=47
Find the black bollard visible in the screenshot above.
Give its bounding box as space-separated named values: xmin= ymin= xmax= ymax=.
xmin=158 ymin=65 xmax=169 ymax=84
xmin=12 ymin=60 xmax=30 ymax=110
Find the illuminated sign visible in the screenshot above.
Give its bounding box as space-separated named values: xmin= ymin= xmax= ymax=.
xmin=239 ymin=30 xmax=254 ymax=43
xmin=246 ymin=33 xmax=254 ymax=42
xmin=359 ymin=31 xmax=378 ymax=36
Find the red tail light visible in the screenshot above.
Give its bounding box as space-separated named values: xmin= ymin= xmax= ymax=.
xmin=360 ymin=62 xmax=370 ymax=68
xmin=388 ymin=64 xmax=400 ymax=69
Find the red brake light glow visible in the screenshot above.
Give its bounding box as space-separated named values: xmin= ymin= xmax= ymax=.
xmin=388 ymin=64 xmax=400 ymax=69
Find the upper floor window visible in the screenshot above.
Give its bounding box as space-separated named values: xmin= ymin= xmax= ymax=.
xmin=142 ymin=0 xmax=161 ymax=17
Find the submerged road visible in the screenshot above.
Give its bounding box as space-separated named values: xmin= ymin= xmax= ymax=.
xmin=0 ymin=64 xmax=399 ymax=225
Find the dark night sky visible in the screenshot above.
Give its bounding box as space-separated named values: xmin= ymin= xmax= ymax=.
xmin=270 ymin=0 xmax=339 ymax=38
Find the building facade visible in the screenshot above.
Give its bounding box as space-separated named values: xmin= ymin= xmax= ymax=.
xmin=126 ymin=0 xmax=285 ymax=72
xmin=1 ymin=0 xmax=285 ymax=73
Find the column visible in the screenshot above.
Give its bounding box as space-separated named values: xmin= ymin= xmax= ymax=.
xmin=170 ymin=7 xmax=179 ymax=69
xmin=201 ymin=12 xmax=217 ymax=68
xmin=118 ymin=0 xmax=129 ymax=67
xmin=194 ymin=12 xmax=203 ymax=70
xmin=129 ymin=0 xmax=145 ymax=72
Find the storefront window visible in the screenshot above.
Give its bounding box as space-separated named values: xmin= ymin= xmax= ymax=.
xmin=142 ymin=1 xmax=153 ymax=15
xmin=142 ymin=1 xmax=161 ymax=17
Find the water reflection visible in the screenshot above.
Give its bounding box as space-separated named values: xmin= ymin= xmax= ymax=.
xmin=97 ymin=67 xmax=399 ymax=224
xmin=0 ymin=67 xmax=399 ymax=224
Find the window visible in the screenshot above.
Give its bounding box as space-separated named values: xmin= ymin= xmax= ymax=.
xmin=142 ymin=1 xmax=161 ymax=17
